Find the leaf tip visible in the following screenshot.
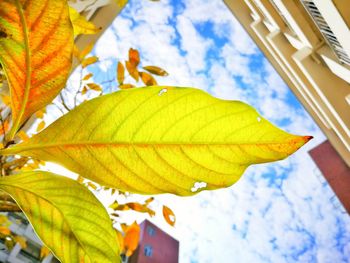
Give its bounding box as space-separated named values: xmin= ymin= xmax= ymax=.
xmin=290 ymin=135 xmax=313 ymax=152
xmin=303 ymin=135 xmax=313 ymax=142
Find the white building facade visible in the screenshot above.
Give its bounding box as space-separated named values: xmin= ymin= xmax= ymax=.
xmin=224 ymin=0 xmax=350 ymax=166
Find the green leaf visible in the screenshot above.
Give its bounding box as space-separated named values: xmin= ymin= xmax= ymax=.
xmin=0 ymin=87 xmax=312 ymax=196
xmin=0 ymin=172 xmax=120 ymax=263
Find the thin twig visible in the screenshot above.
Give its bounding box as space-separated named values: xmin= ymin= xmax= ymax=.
xmin=74 ymin=69 xmax=84 ymax=107
xmin=59 ymin=92 xmax=71 ymax=112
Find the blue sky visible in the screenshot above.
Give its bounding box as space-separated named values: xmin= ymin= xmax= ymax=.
xmin=65 ymin=0 xmax=350 ymax=262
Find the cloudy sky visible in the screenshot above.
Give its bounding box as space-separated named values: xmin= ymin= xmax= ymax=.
xmin=69 ymin=0 xmax=350 ymax=262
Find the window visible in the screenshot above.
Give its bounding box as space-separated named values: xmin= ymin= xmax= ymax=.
xmin=144 ymin=245 xmax=153 ymax=257
xmin=147 ymin=226 xmax=156 ymax=236
xmin=18 ymin=242 xmax=41 ymax=262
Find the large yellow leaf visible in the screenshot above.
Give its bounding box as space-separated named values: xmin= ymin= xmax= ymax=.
xmin=0 ymin=0 xmax=73 ymax=139
xmin=0 ymin=86 xmax=312 ymax=196
xmin=0 ymin=171 xmax=120 ymax=263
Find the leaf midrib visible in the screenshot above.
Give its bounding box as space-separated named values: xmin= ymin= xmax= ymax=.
xmin=1 ymin=139 xmax=301 ymax=155
xmin=8 ymin=0 xmax=32 ymax=140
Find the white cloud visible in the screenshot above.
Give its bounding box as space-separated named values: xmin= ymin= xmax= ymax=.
xmin=176 ymin=15 xmax=213 ymax=73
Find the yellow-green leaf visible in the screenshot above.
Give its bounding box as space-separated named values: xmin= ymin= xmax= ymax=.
xmin=0 ymin=87 xmax=312 ymax=196
xmin=36 ymin=120 xmax=46 ymax=132
xmin=115 ymin=0 xmax=129 ymax=8
xmin=0 ymin=171 xmax=120 ymax=263
xmin=0 ymin=0 xmax=74 ymax=139
xmin=143 ymin=66 xmax=169 ymax=76
xmin=81 ymin=56 xmax=98 ymax=68
xmin=140 ymin=72 xmax=157 ymax=86
xmin=117 ymin=62 xmax=125 ymax=85
xmin=69 ymin=7 xmax=101 ymax=36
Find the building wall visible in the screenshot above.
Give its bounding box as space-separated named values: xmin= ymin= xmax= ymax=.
xmin=0 ymin=212 xmax=56 ymax=263
xmin=223 ymin=0 xmax=350 ymax=167
xmin=309 ymin=140 xmax=350 ymax=214
xmin=129 ymin=220 xmax=179 ymax=263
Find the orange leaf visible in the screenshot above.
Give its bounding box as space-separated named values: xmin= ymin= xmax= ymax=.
xmin=127 ymin=202 xmax=155 ymax=217
xmin=128 ymin=48 xmax=140 ymax=67
xmin=145 ymin=197 xmax=154 ymax=205
xmin=125 ymin=61 xmax=139 ymax=81
xmin=73 ymin=44 xmax=80 ymax=59
xmin=81 ymin=56 xmax=98 ymax=68
xmin=14 ymin=236 xmax=27 ymax=249
xmin=0 ymin=226 xmax=10 ymax=235
xmin=35 ymin=109 xmax=46 ymax=119
xmin=36 ymin=120 xmax=46 ymax=132
xmin=140 ymin=72 xmax=157 ymax=86
xmin=87 ymin=83 xmax=102 ymax=92
xmin=17 ymin=131 xmax=30 ymax=142
xmin=1 ymin=95 xmax=11 ymax=107
xmin=83 ymin=73 xmax=93 ymax=81
xmin=117 ymin=62 xmax=125 ymax=85
xmin=0 ymin=120 xmax=9 ymax=135
xmin=119 ymin=84 xmax=136 ymax=90
xmin=115 ymin=230 xmax=125 ymax=254
xmin=120 ymin=223 xmax=128 ymax=233
xmin=77 ymin=175 xmax=84 ymax=184
xmin=0 ymin=0 xmax=73 ymax=139
xmin=143 ymin=65 xmax=169 ymax=76
xmin=79 ymin=43 xmax=95 ymax=61
xmin=81 ymin=86 xmax=88 ymax=95
xmin=40 ymin=246 xmax=51 ymax=260
xmin=124 ymin=222 xmax=140 ymax=257
xmin=163 ymin=205 xmax=176 ymax=226
xmin=87 ymin=182 xmax=98 ymax=190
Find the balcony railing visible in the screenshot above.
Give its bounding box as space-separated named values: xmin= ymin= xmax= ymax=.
xmin=301 ymin=0 xmax=350 ymax=66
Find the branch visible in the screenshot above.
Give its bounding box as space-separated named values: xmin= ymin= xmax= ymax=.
xmin=59 ymin=92 xmax=71 ymax=112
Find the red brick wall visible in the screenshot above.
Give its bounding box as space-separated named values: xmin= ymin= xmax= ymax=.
xmin=309 ymin=140 xmax=350 ymax=214
xmin=129 ymin=220 xmax=179 ymax=263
